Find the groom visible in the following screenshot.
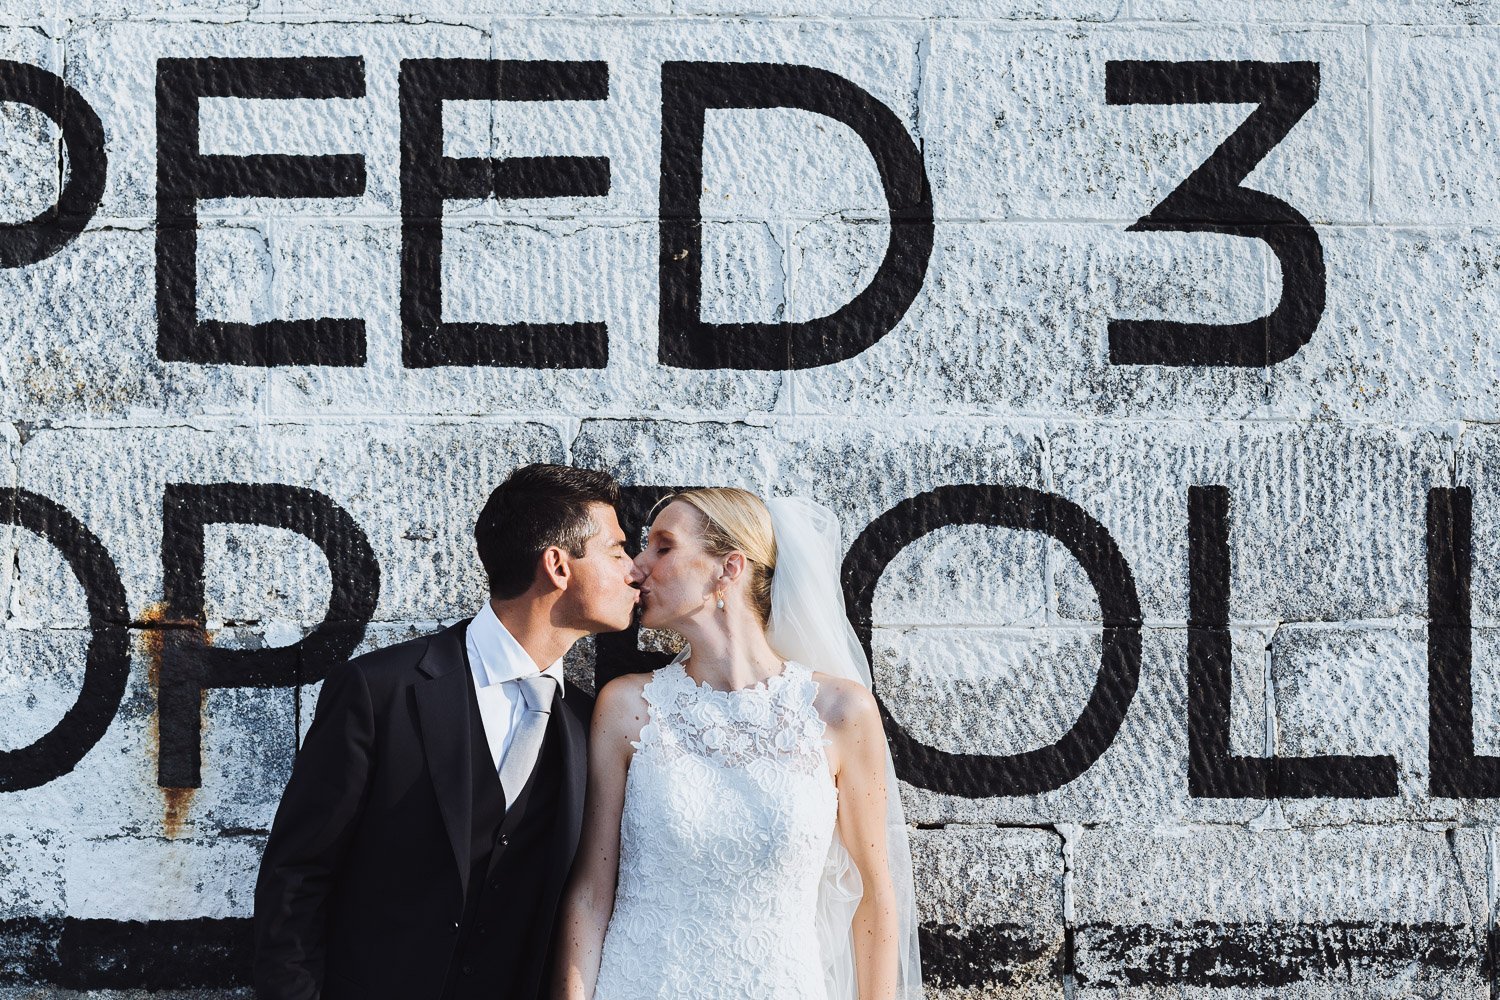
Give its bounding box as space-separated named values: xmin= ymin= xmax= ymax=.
xmin=253 ymin=464 xmax=638 ymax=1000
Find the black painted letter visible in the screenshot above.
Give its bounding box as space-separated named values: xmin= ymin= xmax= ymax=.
xmin=1106 ymin=60 xmax=1324 ymax=367
xmin=0 ymin=491 xmax=129 ymax=792
xmin=0 ymin=61 xmax=106 ymax=267
xmin=659 ymin=62 xmax=933 ymax=370
xmin=1187 ymin=485 xmax=1396 ymax=798
xmin=843 ymin=486 xmax=1142 ymax=797
xmin=1427 ymin=487 xmax=1500 ymax=797
xmin=156 ymin=57 xmax=367 ymax=366
xmin=157 ymin=483 xmax=379 ymax=787
xmin=399 ymin=59 xmax=610 ymax=368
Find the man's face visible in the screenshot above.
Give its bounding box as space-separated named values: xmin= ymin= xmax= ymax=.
xmin=560 ymin=503 xmax=638 ymax=633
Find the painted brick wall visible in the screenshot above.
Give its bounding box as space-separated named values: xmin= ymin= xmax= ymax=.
xmin=2 ymin=0 xmax=1499 ymax=996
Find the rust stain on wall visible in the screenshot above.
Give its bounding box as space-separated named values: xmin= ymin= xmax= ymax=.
xmin=137 ymin=601 xmax=208 ymax=839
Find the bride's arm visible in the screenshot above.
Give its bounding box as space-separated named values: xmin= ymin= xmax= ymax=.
xmin=552 ymin=673 xmax=648 ymax=1000
xmin=827 ymin=681 xmax=901 ymax=1000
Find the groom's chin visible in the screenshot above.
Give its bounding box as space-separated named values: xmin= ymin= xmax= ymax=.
xmin=597 ymin=605 xmax=641 ymax=635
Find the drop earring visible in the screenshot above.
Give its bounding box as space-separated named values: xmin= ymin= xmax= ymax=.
xmin=715 ymin=590 xmax=725 ymax=610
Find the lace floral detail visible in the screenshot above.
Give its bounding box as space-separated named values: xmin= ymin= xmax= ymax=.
xmin=631 ymin=661 xmax=833 ymax=775
xmin=596 ymin=660 xmax=840 ymax=1000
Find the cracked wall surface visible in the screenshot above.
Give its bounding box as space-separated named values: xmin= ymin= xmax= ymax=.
xmin=3 ymin=0 xmax=1500 ymax=996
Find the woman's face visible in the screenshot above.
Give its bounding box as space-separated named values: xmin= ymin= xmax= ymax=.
xmin=632 ymin=501 xmax=722 ymax=630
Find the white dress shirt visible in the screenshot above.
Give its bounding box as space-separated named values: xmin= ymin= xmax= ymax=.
xmin=465 ymin=601 xmax=566 ymax=774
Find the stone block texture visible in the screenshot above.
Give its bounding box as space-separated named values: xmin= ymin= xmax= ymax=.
xmin=0 ymin=1 xmax=1495 ymax=997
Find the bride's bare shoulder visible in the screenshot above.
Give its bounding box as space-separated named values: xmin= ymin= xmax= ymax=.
xmin=808 ymin=670 xmax=880 ymax=735
xmin=592 ymin=671 xmax=655 ymax=747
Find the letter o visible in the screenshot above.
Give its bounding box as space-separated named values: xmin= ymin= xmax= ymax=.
xmin=842 ymin=485 xmax=1143 ymax=798
xmin=0 ymin=61 xmax=107 ymax=268
xmin=0 ymin=490 xmax=129 ymax=792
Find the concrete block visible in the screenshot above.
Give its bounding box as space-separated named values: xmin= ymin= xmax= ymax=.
xmin=911 ymin=826 xmax=1065 ymax=999
xmin=1137 ymin=0 xmax=1500 ymax=24
xmin=1270 ymin=226 xmax=1500 ymax=422
xmin=1266 ymin=624 xmax=1500 ymax=824
xmin=63 ymin=834 xmax=265 ymax=920
xmin=264 ymin=219 xmax=788 ymax=418
xmin=0 ymin=62 xmax=59 ymax=224
xmin=0 ymin=829 xmax=65 ymax=918
xmin=873 ymin=522 xmax=1050 ymax=628
xmin=1071 ymin=825 xmax=1489 ymax=998
xmin=0 ymin=624 xmax=291 ymax=839
xmin=0 ymin=638 xmax=188 ymax=839
xmin=790 ymin=221 xmax=1275 ymax=419
xmin=16 ymin=420 xmax=563 ymax=627
xmin=573 ymin=416 xmax=1047 ymax=545
xmin=1470 ymin=627 xmax=1500 ymax=756
xmin=926 ymin=24 xmax=1368 ymax=224
xmin=198 ymin=526 xmax=334 ymax=629
xmin=441 ymin=217 xmax=635 ymax=329
xmin=193 ymin=223 xmax=275 ymax=328
xmin=266 ymin=0 xmax=669 ymax=20
xmin=65 ymin=17 xmax=922 ymax=226
xmin=1375 ymin=28 xmax=1500 ymax=224
xmin=0 ymin=629 xmax=92 ymax=760
xmin=59 ymin=0 xmax=252 ymax=26
xmin=0 ymin=228 xmax=267 ymax=420
xmin=193 ymin=638 xmax=298 ymax=835
xmin=699 ymin=106 xmax=892 ymax=222
xmin=1457 ymin=425 xmax=1500 ymax=625
xmin=570 ymin=416 xmax=787 ymax=493
xmin=10 ymin=530 xmax=90 ymax=630
xmin=64 ymin=19 xmax=490 ymax=223
xmin=895 ymin=625 xmax=1266 ymax=826
xmin=678 ymin=0 xmax=1118 ymax=17
xmin=0 ymin=629 xmax=284 ymax=838
xmin=1048 ymin=421 xmax=1453 ymax=624
xmin=881 ymin=626 xmax=1120 ymax=763
xmin=699 ymin=220 xmax=787 ymax=326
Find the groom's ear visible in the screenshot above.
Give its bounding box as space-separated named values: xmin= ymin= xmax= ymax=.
xmin=539 ymin=545 xmax=571 ymax=591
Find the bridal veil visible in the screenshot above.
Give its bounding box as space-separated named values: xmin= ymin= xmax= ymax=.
xmin=763 ymin=496 xmax=925 ymax=1000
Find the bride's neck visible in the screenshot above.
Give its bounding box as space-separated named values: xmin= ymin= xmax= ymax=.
xmin=674 ymin=613 xmax=784 ymax=692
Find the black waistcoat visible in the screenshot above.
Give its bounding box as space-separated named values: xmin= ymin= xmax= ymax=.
xmin=440 ymin=671 xmax=566 ymax=1000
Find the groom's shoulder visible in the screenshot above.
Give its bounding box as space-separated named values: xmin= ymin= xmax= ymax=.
xmin=336 ymin=621 xmax=462 ymax=687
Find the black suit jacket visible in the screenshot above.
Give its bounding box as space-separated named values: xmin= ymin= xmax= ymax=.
xmin=252 ymin=620 xmax=590 ymax=1000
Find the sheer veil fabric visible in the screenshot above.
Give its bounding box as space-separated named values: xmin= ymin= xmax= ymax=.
xmin=762 ymin=496 xmax=925 ymax=1000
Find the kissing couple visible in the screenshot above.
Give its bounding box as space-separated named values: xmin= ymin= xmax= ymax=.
xmin=252 ymin=464 xmax=924 ymax=1000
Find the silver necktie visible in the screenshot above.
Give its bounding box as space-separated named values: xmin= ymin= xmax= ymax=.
xmin=498 ymin=674 xmax=557 ymax=805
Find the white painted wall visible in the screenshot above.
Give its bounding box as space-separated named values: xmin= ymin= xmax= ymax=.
xmin=3 ymin=1 xmax=1499 ymax=995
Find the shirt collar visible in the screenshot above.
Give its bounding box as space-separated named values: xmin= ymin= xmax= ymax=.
xmin=466 ymin=601 xmax=566 ymax=696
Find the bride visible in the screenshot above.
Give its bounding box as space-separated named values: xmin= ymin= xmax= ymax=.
xmin=553 ymin=488 xmax=923 ymax=1000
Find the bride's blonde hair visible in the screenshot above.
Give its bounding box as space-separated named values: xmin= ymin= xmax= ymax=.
xmin=654 ymin=487 xmax=777 ymax=626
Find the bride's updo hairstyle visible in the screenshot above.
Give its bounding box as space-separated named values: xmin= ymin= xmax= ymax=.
xmin=657 ymin=488 xmax=777 ymax=627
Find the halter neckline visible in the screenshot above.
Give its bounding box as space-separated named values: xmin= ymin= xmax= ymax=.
xmin=672 ymin=659 xmax=795 ymax=697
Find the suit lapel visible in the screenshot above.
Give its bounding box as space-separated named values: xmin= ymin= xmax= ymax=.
xmin=413 ymin=619 xmax=474 ymax=904
xmin=555 ymin=683 xmax=591 ymax=866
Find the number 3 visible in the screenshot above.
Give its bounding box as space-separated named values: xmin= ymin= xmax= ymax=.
xmin=1106 ymin=60 xmax=1325 ymax=367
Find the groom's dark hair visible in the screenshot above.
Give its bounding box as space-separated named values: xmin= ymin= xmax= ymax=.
xmin=475 ymin=464 xmax=622 ymax=599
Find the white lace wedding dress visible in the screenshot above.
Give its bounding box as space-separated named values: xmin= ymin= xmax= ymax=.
xmin=593 ymin=658 xmax=839 ymax=1000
